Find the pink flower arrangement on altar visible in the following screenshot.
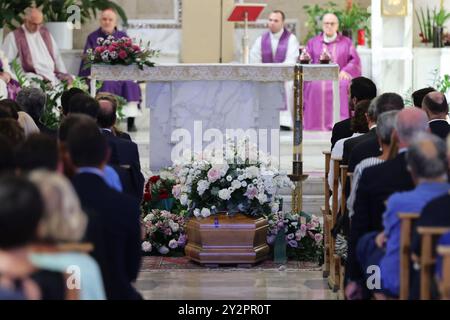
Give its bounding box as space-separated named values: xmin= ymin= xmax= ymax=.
xmin=84 ymin=35 xmax=159 ymax=70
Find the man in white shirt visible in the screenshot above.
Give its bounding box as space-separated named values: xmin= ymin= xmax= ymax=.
xmin=250 ymin=10 xmax=299 ymax=129
xmin=2 ymin=7 xmax=72 ymax=86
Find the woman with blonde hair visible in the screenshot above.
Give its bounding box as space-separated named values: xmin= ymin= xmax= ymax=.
xmin=28 ymin=170 xmax=106 ymax=300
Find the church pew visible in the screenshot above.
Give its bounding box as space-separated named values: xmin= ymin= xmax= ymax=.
xmin=398 ymin=212 xmax=420 ymax=300
xmin=337 ymin=164 xmax=348 ymax=298
xmin=417 ymin=226 xmax=450 ymax=300
xmin=328 ymin=156 xmax=342 ymax=291
xmin=322 ymin=151 xmax=331 ymax=278
xmin=437 ymin=245 xmax=450 ymax=299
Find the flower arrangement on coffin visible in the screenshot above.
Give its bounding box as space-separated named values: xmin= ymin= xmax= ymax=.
xmin=267 ymin=211 xmax=324 ymax=263
xmin=172 ymin=140 xmax=294 ymax=218
xmin=141 ymin=209 xmax=187 ymax=256
xmin=84 ymin=35 xmax=159 ymax=70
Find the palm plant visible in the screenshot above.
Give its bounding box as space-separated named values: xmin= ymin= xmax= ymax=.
xmin=433 ymin=7 xmax=450 ymax=27
xmin=34 ymin=0 xmax=128 ymax=26
xmin=0 ymin=0 xmax=33 ymax=29
xmin=415 ymin=7 xmax=433 ymax=43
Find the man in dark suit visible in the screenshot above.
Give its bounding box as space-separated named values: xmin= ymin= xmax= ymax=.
xmin=412 ymin=87 xmax=436 ymax=108
xmin=97 ymin=95 xmax=144 ymax=201
xmin=345 ymin=107 xmax=429 ymax=298
xmin=64 ymin=116 xmax=143 ymax=300
xmin=343 ymin=93 xmax=405 ymax=170
xmin=331 ymin=77 xmax=377 ymax=150
xmin=422 ymin=91 xmax=450 ymax=140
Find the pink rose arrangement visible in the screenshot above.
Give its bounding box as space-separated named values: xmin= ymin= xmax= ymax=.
xmin=85 ymin=35 xmax=159 ymax=70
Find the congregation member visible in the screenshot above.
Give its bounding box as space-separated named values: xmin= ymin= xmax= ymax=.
xmin=250 ymin=10 xmax=299 ymax=129
xmin=353 ymin=133 xmax=450 ymax=299
xmin=60 ymin=87 xmax=85 ymax=118
xmin=409 ymin=134 xmax=450 ymax=299
xmin=16 ymin=87 xmax=56 ymax=136
xmin=328 ymin=100 xmax=370 ymax=208
xmin=344 ymin=93 xmax=404 ymax=172
xmin=15 ymin=134 xmax=59 ymax=173
xmin=0 ymin=176 xmax=66 ymax=300
xmin=2 ymin=7 xmax=72 ymax=85
xmin=64 ymin=116 xmax=143 ymax=300
xmin=303 ymin=13 xmax=361 ymax=131
xmin=422 ymin=91 xmax=450 ymax=140
xmin=96 ymin=93 xmax=144 ymax=200
xmin=0 ymin=119 xmax=25 ymax=146
xmin=330 ymin=77 xmax=377 ymax=149
xmin=28 ymin=170 xmax=106 ymax=300
xmin=79 ymin=8 xmax=141 ymax=132
xmin=58 ymin=114 xmax=122 ymax=192
xmin=345 ymin=107 xmax=429 ymax=298
xmin=347 ymin=111 xmax=399 ymax=218
xmin=412 ymin=87 xmax=436 ymax=109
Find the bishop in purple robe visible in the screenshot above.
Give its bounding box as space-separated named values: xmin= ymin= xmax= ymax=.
xmin=303 ymin=13 xmax=361 ymax=131
xmin=79 ymin=10 xmax=142 ymax=113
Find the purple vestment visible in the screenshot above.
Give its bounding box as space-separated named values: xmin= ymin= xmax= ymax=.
xmin=303 ymin=33 xmax=361 ymax=131
xmin=79 ymin=28 xmax=141 ymax=103
xmin=0 ymin=59 xmax=21 ymax=100
xmin=261 ymin=28 xmax=291 ymax=63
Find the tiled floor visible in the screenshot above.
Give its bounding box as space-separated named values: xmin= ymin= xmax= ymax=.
xmin=136 ymin=269 xmax=338 ymax=300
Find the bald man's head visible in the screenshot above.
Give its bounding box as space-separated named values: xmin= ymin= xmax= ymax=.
xmin=322 ymin=13 xmax=339 ymax=37
xmin=422 ymin=91 xmax=449 ymax=118
xmin=24 ymin=7 xmax=43 ymax=33
xmin=395 ymin=108 xmax=429 ymax=146
xmin=407 ymin=132 xmax=448 ymax=181
xmin=100 ymin=8 xmax=118 ymax=35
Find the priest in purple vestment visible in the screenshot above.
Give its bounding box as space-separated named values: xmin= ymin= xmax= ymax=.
xmin=303 ymin=13 xmax=361 ymax=131
xmin=250 ymin=10 xmax=299 ymax=129
xmin=79 ymin=8 xmax=142 ymax=132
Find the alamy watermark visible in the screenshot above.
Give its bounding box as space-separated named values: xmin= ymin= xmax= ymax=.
xmin=170 ymin=121 xmax=281 ymax=166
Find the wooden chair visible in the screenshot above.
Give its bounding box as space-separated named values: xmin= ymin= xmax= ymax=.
xmin=328 ymin=157 xmax=342 ymax=291
xmin=398 ymin=212 xmax=420 ymax=300
xmin=321 ymin=151 xmax=331 ymax=278
xmin=437 ymin=245 xmax=450 ymax=299
xmin=417 ymin=227 xmax=450 ymax=299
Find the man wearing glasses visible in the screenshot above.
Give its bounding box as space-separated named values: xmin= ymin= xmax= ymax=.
xmin=303 ymin=13 xmax=361 ymax=131
xmin=2 ymin=7 xmax=72 ymax=86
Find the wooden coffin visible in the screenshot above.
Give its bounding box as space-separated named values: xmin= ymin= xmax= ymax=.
xmin=185 ymin=213 xmax=269 ymax=265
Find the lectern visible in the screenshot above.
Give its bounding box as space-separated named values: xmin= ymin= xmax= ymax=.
xmin=228 ymin=3 xmax=266 ymax=64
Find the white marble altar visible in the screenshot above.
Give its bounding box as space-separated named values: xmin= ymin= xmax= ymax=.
xmin=91 ymin=64 xmax=339 ymax=171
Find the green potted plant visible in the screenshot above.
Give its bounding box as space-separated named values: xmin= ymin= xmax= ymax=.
xmin=303 ymin=1 xmax=370 ymax=46
xmin=33 ymin=0 xmax=128 ymax=50
xmin=335 ymin=1 xmax=370 ymax=44
xmin=415 ymin=6 xmax=433 ymax=46
xmin=433 ymin=6 xmax=450 ymax=48
xmin=303 ymin=2 xmax=339 ymax=43
xmin=0 ymin=0 xmax=33 ymax=43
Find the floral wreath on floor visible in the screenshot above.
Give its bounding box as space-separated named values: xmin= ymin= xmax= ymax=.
xmin=141 ymin=140 xmax=324 ymax=262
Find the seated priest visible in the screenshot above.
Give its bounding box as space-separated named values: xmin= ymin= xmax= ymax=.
xmin=79 ymin=8 xmax=142 ymax=132
xmin=0 ymin=50 xmax=20 ymax=100
xmin=2 ymin=7 xmax=73 ymax=86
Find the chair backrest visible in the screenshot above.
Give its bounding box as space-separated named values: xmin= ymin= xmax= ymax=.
xmin=417 ymin=227 xmax=450 ymax=300
xmin=323 ymin=151 xmax=331 ymax=215
xmin=398 ymin=212 xmax=420 ymax=300
xmin=331 ymin=157 xmax=342 ymax=226
xmin=340 ymin=165 xmax=348 ymax=215
xmin=437 ymin=245 xmax=450 ymax=300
